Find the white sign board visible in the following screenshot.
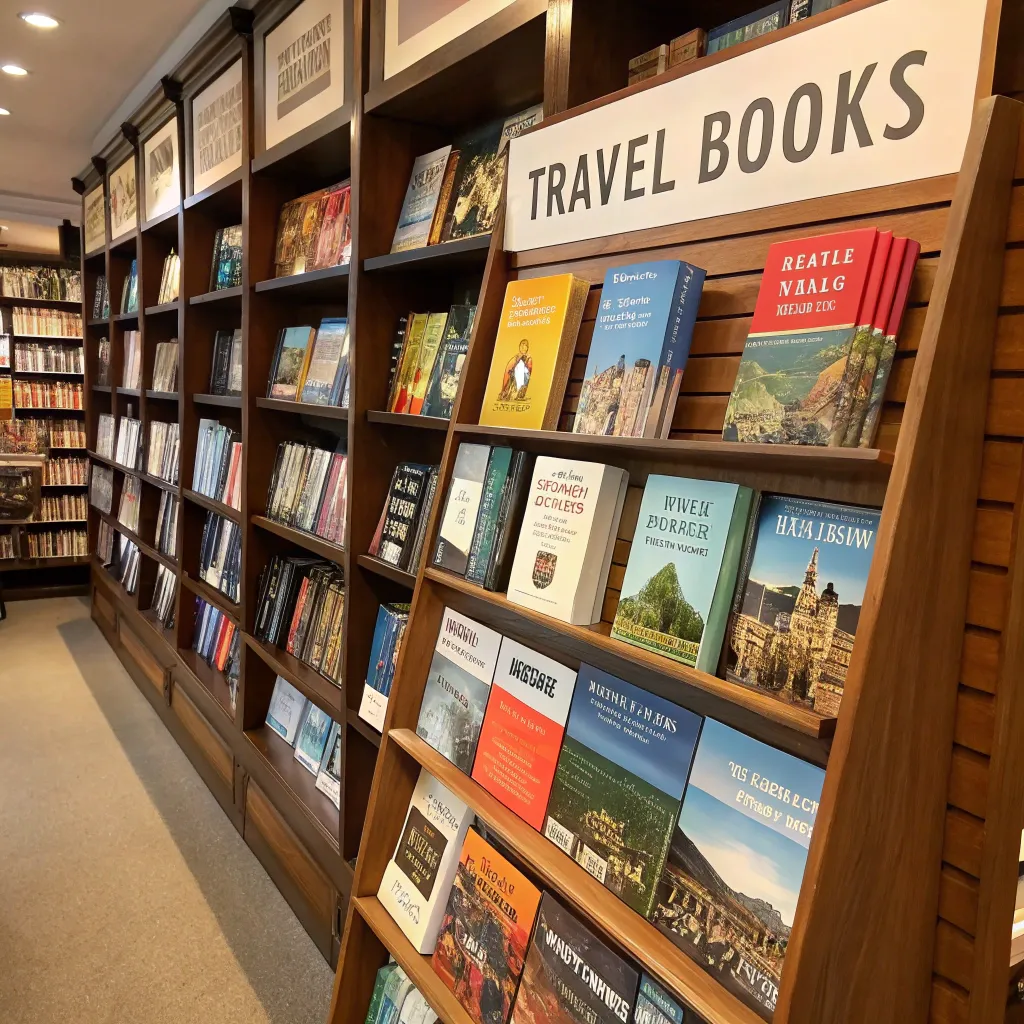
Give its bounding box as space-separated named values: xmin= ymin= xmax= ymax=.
xmin=505 ymin=0 xmax=987 ymax=252
xmin=192 ymin=60 xmax=244 ymax=194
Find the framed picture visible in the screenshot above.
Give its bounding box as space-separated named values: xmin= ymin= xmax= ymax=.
xmin=192 ymin=59 xmax=244 ymax=194
xmin=144 ymin=117 xmax=181 ymax=222
xmin=384 ymin=0 xmax=516 ymax=79
xmin=109 ymin=157 xmax=137 ymax=240
xmin=84 ymin=184 xmax=105 ymax=253
xmin=264 ymin=0 xmax=344 ymax=151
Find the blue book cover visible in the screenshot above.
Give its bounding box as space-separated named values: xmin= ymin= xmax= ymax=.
xmin=575 ymin=260 xmax=698 ymax=438
xmin=365 ymin=606 xmax=391 ymax=694
xmin=293 ymin=703 xmax=334 ymax=775
xmin=611 ymin=476 xmax=754 ymax=673
xmin=652 ymin=719 xmax=824 ymax=1020
xmin=543 ymin=664 xmax=702 ymax=919
xmin=635 ymin=974 xmax=700 ymax=1024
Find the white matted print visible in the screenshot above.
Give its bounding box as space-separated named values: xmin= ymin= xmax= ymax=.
xmin=109 ymin=157 xmax=137 ymax=240
xmin=384 ymin=0 xmax=516 ymax=79
xmin=144 ymin=118 xmax=181 ymax=222
xmin=192 ymin=60 xmax=244 ymax=194
xmin=84 ymin=185 xmax=105 ymax=254
xmin=265 ymin=0 xmax=344 ymax=150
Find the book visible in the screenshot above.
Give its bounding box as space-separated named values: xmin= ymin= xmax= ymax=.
xmin=432 ymin=829 xmax=542 ymax=1024
xmin=209 ymin=225 xmax=243 ymax=290
xmin=433 ymin=442 xmax=490 ymax=576
xmin=314 ymin=722 xmax=342 ymax=809
xmin=359 ymin=603 xmax=411 ymax=731
xmin=635 ymin=974 xmax=703 ymax=1024
xmin=707 ymin=0 xmax=789 ymax=53
xmin=373 ymin=463 xmax=435 ymax=570
xmin=628 ymin=44 xmax=669 ymax=85
xmin=509 ymin=893 xmax=639 ymax=1024
xmin=299 ymin=317 xmax=350 ymax=406
xmin=611 ymin=476 xmax=754 ymax=672
xmin=267 ymin=325 xmax=316 ymax=399
xmin=574 ymin=261 xmax=705 ymax=438
xmin=669 ymin=29 xmax=707 ymax=67
xmin=377 ymin=966 xmax=415 ymax=1024
xmin=483 ymin=451 xmax=536 ymax=593
xmin=364 ymin=964 xmax=399 ymax=1024
xmin=266 ymin=675 xmax=309 ymax=744
xmin=408 ymin=311 xmax=450 ymax=415
xmin=391 ymin=146 xmax=453 ymax=253
xmin=722 ymin=228 xmax=879 ymax=445
xmin=544 ymin=665 xmax=702 ymax=918
xmin=725 ymin=494 xmax=880 ymax=717
xmin=294 ymin=703 xmax=335 ymax=775
xmin=465 ymin=447 xmax=513 ymax=585
xmin=479 ymin=275 xmax=590 ymax=431
xmin=652 ymin=719 xmax=824 ymax=1020
xmin=386 ymin=316 xmax=410 ymax=408
xmin=506 ymin=457 xmax=628 ymax=626
xmin=471 ymin=636 xmax=577 ymax=829
xmin=416 ymin=607 xmax=502 ymax=773
xmin=421 ymin=305 xmax=476 ymax=419
xmin=377 ymin=768 xmax=474 ymax=953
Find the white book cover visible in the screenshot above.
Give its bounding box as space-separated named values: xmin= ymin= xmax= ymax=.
xmin=266 ymin=676 xmax=308 ymax=745
xmin=377 ymin=768 xmax=473 ymax=953
xmin=506 ymin=457 xmax=628 ymax=624
xmin=358 ymin=686 xmax=388 ymax=733
xmin=314 ymin=722 xmax=342 ymax=809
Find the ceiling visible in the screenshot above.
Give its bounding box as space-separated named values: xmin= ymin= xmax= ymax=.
xmin=0 ymin=0 xmax=238 ymax=243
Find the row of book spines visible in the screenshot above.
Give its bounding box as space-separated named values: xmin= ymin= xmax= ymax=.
xmin=193 ymin=421 xmax=241 ymax=505
xmin=158 ymin=252 xmax=180 ymax=305
xmin=193 ymin=597 xmax=237 ymax=671
xmin=198 ymin=513 xmax=242 ymax=603
xmin=364 ymin=604 xmax=411 ymax=698
xmin=120 ymin=261 xmax=139 ymax=314
xmin=273 ymin=182 xmax=352 ymax=279
xmin=209 ymin=226 xmax=243 ymax=292
xmin=152 ymin=564 xmax=177 ymax=626
xmin=209 ymin=331 xmax=241 ymax=395
xmin=266 ymin=443 xmax=347 ymax=540
xmin=10 ymin=308 xmax=83 ymax=335
xmin=0 ymin=266 xmax=81 ymax=302
xmin=368 ymin=463 xmax=439 ymax=573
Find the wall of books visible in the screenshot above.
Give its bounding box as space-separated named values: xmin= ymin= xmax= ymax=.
xmin=77 ymin=0 xmax=1024 ymax=1023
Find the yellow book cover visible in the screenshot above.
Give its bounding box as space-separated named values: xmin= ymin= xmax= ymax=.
xmin=409 ymin=311 xmax=449 ymax=415
xmin=479 ymin=275 xmax=583 ymax=430
xmin=392 ymin=313 xmax=427 ymax=413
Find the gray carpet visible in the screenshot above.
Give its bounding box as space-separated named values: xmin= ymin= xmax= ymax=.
xmin=0 ymin=596 xmax=334 ymax=1023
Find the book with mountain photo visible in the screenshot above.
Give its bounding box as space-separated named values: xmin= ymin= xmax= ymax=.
xmin=612 ymin=476 xmax=754 ymax=672
xmin=543 ymin=665 xmax=702 ymax=918
xmin=267 ymin=325 xmax=315 ymax=400
xmin=651 ymin=719 xmax=824 ymax=1020
xmin=725 ymin=495 xmax=879 ymax=717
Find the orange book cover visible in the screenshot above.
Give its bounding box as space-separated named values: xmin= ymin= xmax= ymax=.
xmin=478 ymin=275 xmax=584 ymax=431
xmin=432 ymin=829 xmax=541 ymax=1024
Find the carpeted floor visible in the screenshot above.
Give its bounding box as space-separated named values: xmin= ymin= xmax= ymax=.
xmin=0 ymin=596 xmax=334 ymax=1024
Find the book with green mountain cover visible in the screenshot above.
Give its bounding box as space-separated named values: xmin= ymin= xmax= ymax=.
xmin=392 ymin=146 xmax=453 ymax=253
xmin=268 ymin=325 xmax=316 ymax=400
xmin=364 ymin=964 xmax=399 ymax=1024
xmin=483 ymin=451 xmax=536 ymax=594
xmin=722 ymin=228 xmax=879 ymax=445
xmin=611 ymin=476 xmax=754 ymax=672
xmin=465 ymin=447 xmax=513 ymax=585
xmin=422 ymin=304 xmax=476 ymax=418
xmin=725 ymin=494 xmax=880 ymax=717
xmin=397 ymin=990 xmax=438 ymax=1024
xmin=433 ymin=829 xmax=542 ymax=1024
xmin=635 ymin=974 xmax=702 ymax=1024
xmin=433 ymin=443 xmax=490 ymax=576
xmin=509 ymin=893 xmax=638 ymax=1024
xmin=293 ymin=703 xmax=334 ymax=774
xmin=651 ymin=719 xmax=824 ymax=1020
xmin=544 ymin=665 xmax=702 ymax=918
xmin=416 ymin=606 xmax=502 ymax=773
xmin=377 ymin=965 xmax=415 ymax=1024
xmin=408 ymin=311 xmax=450 ymax=415
xmin=378 ymin=768 xmax=474 ymax=953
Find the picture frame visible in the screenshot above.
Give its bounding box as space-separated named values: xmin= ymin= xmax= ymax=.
xmin=143 ymin=117 xmax=181 ymax=222
xmin=108 ymin=156 xmax=137 ymax=240
xmin=191 ymin=59 xmax=244 ymax=194
xmin=83 ymin=184 xmax=105 ymax=254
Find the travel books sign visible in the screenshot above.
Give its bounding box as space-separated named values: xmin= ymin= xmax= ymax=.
xmin=504 ymin=0 xmax=987 ymax=252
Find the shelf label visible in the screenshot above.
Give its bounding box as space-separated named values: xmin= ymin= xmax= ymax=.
xmin=505 ymin=0 xmax=987 ymax=252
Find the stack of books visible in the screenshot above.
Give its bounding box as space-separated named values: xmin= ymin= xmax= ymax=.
xmin=48 ymin=418 xmax=86 ymax=448
xmin=193 ymin=418 xmax=241 ymax=509
xmin=39 ymin=493 xmax=86 ymax=521
xmin=92 ymin=276 xmax=110 ymax=320
xmin=89 ymin=464 xmax=114 ymax=513
xmin=95 ymin=414 xmax=115 ymax=459
xmin=12 ymin=380 xmax=84 ymax=409
xmin=122 ymin=330 xmax=142 ymax=389
xmin=265 ymin=441 xmax=347 ymax=544
xmin=114 ymin=416 xmax=141 ymax=468
xmin=97 ymin=520 xmax=114 ymax=565
xmin=146 ymin=421 xmax=179 ymax=483
xmin=14 ymin=342 xmax=84 ymax=373
xmin=115 ymin=533 xmax=140 ymax=592
xmin=157 ymin=250 xmax=180 ymax=304
xmin=198 ymin=511 xmax=241 ymax=603
xmin=155 ymin=491 xmax=178 ymax=557
xmin=152 ymin=340 xmax=178 ymax=392
xmin=367 ymin=462 xmax=439 ymax=572
xmin=0 ymin=265 xmax=81 ymax=301
xmin=191 ymin=596 xmax=240 ymax=688
xmin=209 ymin=226 xmax=243 ymax=291
xmin=43 ymin=457 xmax=87 ymax=485
xmin=120 ymin=260 xmax=139 ymax=314
xmin=357 ymin=603 xmax=410 ymax=731
xmin=208 ymin=329 xmax=242 ymax=397
xmin=150 ymin=564 xmax=177 ymax=628
xmin=116 ymin=475 xmax=141 ymax=533
xmin=11 ymin=307 xmax=82 ymax=337
xmin=272 ymin=182 xmax=352 ymax=278
xmin=25 ymin=527 xmax=87 ymax=558
xmin=266 ymin=318 xmax=350 ymax=408
xmin=96 ymin=339 xmax=111 ymax=385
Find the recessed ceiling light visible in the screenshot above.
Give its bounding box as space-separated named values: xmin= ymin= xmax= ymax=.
xmin=0 ymin=108 xmax=9 ymax=116
xmin=19 ymin=12 xmax=59 ymax=28
xmin=1 ymin=65 xmax=28 ymax=76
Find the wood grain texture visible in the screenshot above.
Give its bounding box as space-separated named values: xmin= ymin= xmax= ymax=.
xmin=938 ymin=865 xmax=981 ymax=937
xmin=170 ymin=681 xmax=234 ymax=786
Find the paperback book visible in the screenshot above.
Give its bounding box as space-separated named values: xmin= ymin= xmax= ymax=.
xmin=294 ymin=703 xmax=335 ymax=775
xmin=433 ymin=442 xmax=490 ymax=576
xmin=267 ymin=325 xmax=316 ymax=400
xmin=299 ymin=317 xmax=350 ymax=406
xmin=266 ymin=675 xmax=309 ymax=744
xmin=359 ymin=602 xmax=411 ymax=732
xmin=421 ymin=304 xmax=476 ymax=419
xmin=391 ymin=146 xmax=453 ymax=253
xmin=315 ymin=722 xmax=342 ymax=810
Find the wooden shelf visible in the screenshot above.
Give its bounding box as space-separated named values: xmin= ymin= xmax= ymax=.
xmin=366 ymin=410 xmax=449 ymax=431
xmin=177 ymin=646 xmax=235 ymax=722
xmin=12 ymin=334 xmax=82 ymax=341
xmin=11 ymin=368 xmax=84 ymax=376
xmin=192 ymin=393 xmax=242 ymax=409
xmin=138 ymin=607 xmax=177 ymax=653
xmin=97 ymin=510 xmax=176 ymax=572
xmin=346 ymin=708 xmax=381 ymax=749
xmin=14 ymin=406 xmax=85 ymax=413
xmin=243 ymin=633 xmax=343 ymax=717
xmin=0 ymin=553 xmax=89 ymax=570
xmin=389 ymin=728 xmax=763 ymax=1024
xmin=363 ymin=234 xmax=491 ymax=273
xmin=145 ymin=390 xmax=179 ymax=401
xmin=253 ymin=264 xmax=350 ymax=300
xmin=144 ymin=300 xmax=180 ymax=317
xmin=251 ymin=515 xmax=346 ymax=566
xmin=180 ymin=571 xmax=241 ymax=625
xmin=183 ymin=166 xmax=243 ymax=212
xmin=0 ymin=295 xmax=81 ymax=310
xmin=183 ymin=487 xmax=241 ymax=523
xmin=113 ymin=310 xmax=139 ymax=322
xmin=91 ymin=384 xmax=112 ymax=393
xmin=251 ymin=104 xmax=352 ymax=180
xmin=116 ymin=387 xmax=141 ymax=397
xmin=357 ymin=553 xmax=415 ymax=588
xmin=87 ymin=318 xmax=108 ymax=327
xmin=189 ymin=286 xmax=243 ymax=307
xmin=141 ymin=206 xmax=180 ymax=234
xmin=139 ymin=472 xmax=178 ymax=494
xmin=255 ymin=397 xmax=348 ymax=420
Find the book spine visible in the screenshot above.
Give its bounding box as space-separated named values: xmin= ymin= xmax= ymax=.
xmin=484 ymin=452 xmax=534 ymax=592
xmin=466 ymin=450 xmax=512 ymax=585
xmin=430 ymin=150 xmax=461 ymax=246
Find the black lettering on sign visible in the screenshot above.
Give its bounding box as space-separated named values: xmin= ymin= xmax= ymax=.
xmin=547 ymin=162 xmax=567 ymax=216
xmin=569 ymin=154 xmax=591 ymax=211
xmin=597 ymin=144 xmax=620 ymax=204
xmin=885 ymin=50 xmax=927 ymax=141
xmin=652 ymin=128 xmax=675 ymax=194
xmin=783 ymin=83 xmax=822 ymax=163
xmin=832 ymin=64 xmax=876 ymax=153
xmin=625 ymin=135 xmax=648 ymax=200
xmin=699 ymin=111 xmax=731 ymax=183
xmin=739 ymin=98 xmax=774 ymax=174
xmin=528 ymin=167 xmax=545 ymax=220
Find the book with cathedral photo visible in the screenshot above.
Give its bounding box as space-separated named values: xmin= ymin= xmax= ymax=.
xmin=724 ymin=495 xmax=880 ymax=717
xmin=651 ymin=719 xmax=824 ymax=1021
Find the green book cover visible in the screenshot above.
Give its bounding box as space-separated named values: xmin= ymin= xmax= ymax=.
xmin=365 ymin=964 xmax=398 ymax=1024
xmin=465 ymin=446 xmax=512 ymax=584
xmin=611 ymin=476 xmax=753 ymax=672
xmin=543 ymin=665 xmax=701 ymax=918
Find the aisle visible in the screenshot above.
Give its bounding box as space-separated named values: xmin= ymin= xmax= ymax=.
xmin=0 ymin=597 xmax=334 ymax=1024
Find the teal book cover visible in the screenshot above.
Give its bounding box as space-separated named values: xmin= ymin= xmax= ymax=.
xmin=635 ymin=973 xmax=700 ymax=1024
xmin=611 ymin=476 xmax=753 ymax=671
xmin=544 ymin=665 xmax=702 ymax=919
xmin=293 ymin=703 xmax=334 ymax=775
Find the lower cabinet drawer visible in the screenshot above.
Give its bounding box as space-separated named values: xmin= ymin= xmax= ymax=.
xmin=170 ymin=682 xmax=233 ymax=787
xmin=93 ymin=585 xmax=116 ymax=633
xmin=119 ymin=620 xmax=166 ymax=697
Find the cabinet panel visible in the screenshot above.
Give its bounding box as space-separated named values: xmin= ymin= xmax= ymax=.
xmin=170 ymin=681 xmax=233 ymax=787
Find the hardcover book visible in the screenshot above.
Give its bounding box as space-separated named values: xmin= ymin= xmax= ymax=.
xmin=408 ymin=311 xmax=450 ymax=415
xmin=635 ymin=974 xmax=701 ymax=1024
xmin=314 ymin=721 xmax=342 ymax=809
xmin=268 ymin=325 xmax=316 ymax=400
xmin=378 ymin=768 xmax=474 ymax=953
xmin=433 ymin=443 xmax=491 ymax=576
xmin=265 ymin=675 xmax=309 ymax=745
xmin=575 ymin=261 xmax=705 ymax=439
xmin=478 ymin=275 xmax=590 ymax=431
xmin=544 ymin=665 xmax=702 ymax=918
xmin=432 ymin=829 xmax=542 ymax=1024
xmin=465 ymin=447 xmax=513 ymax=585
xmin=300 ymin=317 xmax=350 ymax=406
xmin=392 ymin=146 xmax=453 ymax=253
xmin=392 ymin=313 xmax=428 ymax=413
xmin=365 ymin=964 xmax=399 ymax=1024
xmin=611 ymin=476 xmax=755 ymax=672
xmin=359 ymin=602 xmax=411 ymax=732
xmin=722 ymin=228 xmax=879 ymax=445
xmin=652 ymin=719 xmax=825 ymax=1020
xmin=417 ymin=606 xmax=502 ymax=773
xmin=725 ymin=494 xmax=879 ymax=717
xmin=294 ymin=703 xmax=334 ymax=775
xmin=377 ymin=966 xmax=415 ymax=1024
xmin=506 ymin=457 xmax=628 ymax=625
xmin=509 ymin=893 xmax=639 ymax=1024
xmin=421 ymin=304 xmax=476 ymax=419
xmin=471 ymin=636 xmax=577 ymax=829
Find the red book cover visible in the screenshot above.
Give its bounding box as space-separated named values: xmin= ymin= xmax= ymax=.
xmin=723 ymin=227 xmax=878 ymax=445
xmin=287 ymin=578 xmax=310 ymax=655
xmin=471 ymin=637 xmax=577 ymax=830
xmin=215 ymin=622 xmax=235 ymax=671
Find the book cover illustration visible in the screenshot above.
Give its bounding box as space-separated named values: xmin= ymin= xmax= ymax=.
xmin=409 ymin=311 xmax=451 ymax=414
xmin=432 ymin=829 xmax=542 ymax=1024
xmin=726 ymin=495 xmax=879 ymax=717
xmin=300 ymin=317 xmax=350 ymax=406
xmin=265 ymin=675 xmax=308 ymax=745
xmin=392 ymin=145 xmax=453 ymax=252
xmin=612 ymin=476 xmax=753 ymax=672
xmin=651 ymin=720 xmax=825 ymax=1020
xmin=635 ymin=973 xmax=702 ymax=1024
xmin=509 ymin=893 xmax=638 ymax=1024
xmin=268 ymin=325 xmax=315 ymax=399
xmin=471 ymin=636 xmax=577 ymax=829
xmin=544 ymin=665 xmax=702 ymax=918
xmin=422 ymin=304 xmax=477 ymax=419
xmin=722 ymin=228 xmax=878 ymax=445
xmin=417 ymin=607 xmax=502 ymax=773
xmin=314 ymin=721 xmax=342 ymax=808
xmin=434 ymin=443 xmax=490 ymax=576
